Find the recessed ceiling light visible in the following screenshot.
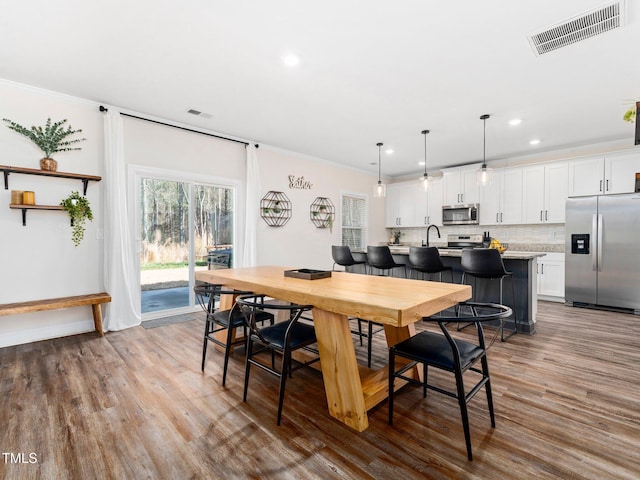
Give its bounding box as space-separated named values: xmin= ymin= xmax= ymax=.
xmin=418 ymin=161 xmax=425 ymax=166
xmin=509 ymin=118 xmax=522 ymax=126
xmin=385 ymin=149 xmax=394 ymax=155
xmin=282 ymin=53 xmax=300 ymax=66
xmin=529 ymin=139 xmax=541 ymax=145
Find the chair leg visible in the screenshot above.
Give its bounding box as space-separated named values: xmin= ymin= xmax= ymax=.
xmin=201 ymin=319 xmax=211 ymax=372
xmin=357 ymin=319 xmax=364 ymax=346
xmin=221 ymin=322 xmax=235 ymax=387
xmin=388 ymin=349 xmax=395 ymax=425
xmin=367 ymin=321 xmax=373 ymax=368
xmin=423 ymin=362 xmax=428 ymax=398
xmin=481 ymin=354 xmax=496 ymax=428
xmin=243 ymin=339 xmax=253 ymax=402
xmin=277 ymin=351 xmax=291 ymax=426
xmin=454 ymin=368 xmax=473 ymax=461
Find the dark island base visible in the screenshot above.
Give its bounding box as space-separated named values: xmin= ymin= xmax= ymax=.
xmin=348 ymin=251 xmax=536 ymax=335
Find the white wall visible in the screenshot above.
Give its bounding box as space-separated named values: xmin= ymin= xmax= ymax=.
xmin=256 ymin=147 xmax=386 ymax=270
xmin=0 ymin=81 xmax=105 ymax=346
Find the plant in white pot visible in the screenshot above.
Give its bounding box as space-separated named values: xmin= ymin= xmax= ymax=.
xmin=2 ymin=117 xmax=86 ymax=171
xmin=60 ymin=191 xmax=93 ymax=246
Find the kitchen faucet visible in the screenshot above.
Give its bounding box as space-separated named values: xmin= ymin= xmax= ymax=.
xmin=424 ymin=224 xmax=441 ymax=247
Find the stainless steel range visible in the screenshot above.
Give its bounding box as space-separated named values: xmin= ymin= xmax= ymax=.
xmin=447 ymin=234 xmax=484 ymax=249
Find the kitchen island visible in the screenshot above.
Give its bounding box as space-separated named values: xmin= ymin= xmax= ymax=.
xmin=353 ymin=247 xmax=544 ymax=334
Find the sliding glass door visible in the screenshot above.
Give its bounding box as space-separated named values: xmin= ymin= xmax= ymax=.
xmin=138 ymin=175 xmax=234 ymax=316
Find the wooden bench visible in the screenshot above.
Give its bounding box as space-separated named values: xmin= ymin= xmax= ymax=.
xmin=0 ymin=293 xmax=112 ymax=336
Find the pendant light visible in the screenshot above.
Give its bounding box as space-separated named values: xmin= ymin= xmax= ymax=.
xmin=477 ymin=114 xmax=492 ymax=186
xmin=374 ymin=142 xmax=386 ymax=197
xmin=419 ymin=129 xmax=430 ymax=192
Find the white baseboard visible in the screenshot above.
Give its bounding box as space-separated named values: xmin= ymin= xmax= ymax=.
xmin=0 ymin=319 xmax=96 ymax=348
xmin=538 ymin=295 xmax=565 ymax=303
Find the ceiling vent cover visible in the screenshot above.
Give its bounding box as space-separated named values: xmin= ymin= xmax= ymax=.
xmin=528 ymin=1 xmax=625 ymax=56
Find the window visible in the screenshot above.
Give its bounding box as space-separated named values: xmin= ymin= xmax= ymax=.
xmin=341 ymin=193 xmax=367 ymax=251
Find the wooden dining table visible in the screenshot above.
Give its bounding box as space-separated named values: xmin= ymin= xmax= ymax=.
xmin=195 ymin=265 xmax=471 ymax=431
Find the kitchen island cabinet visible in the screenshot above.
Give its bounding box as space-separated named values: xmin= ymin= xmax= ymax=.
xmin=383 ymin=247 xmax=543 ymax=334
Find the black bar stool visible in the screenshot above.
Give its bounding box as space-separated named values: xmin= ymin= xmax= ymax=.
xmin=331 ymin=245 xmax=367 ymax=273
xmin=366 ymin=245 xmax=407 ymax=277
xmin=460 ymin=248 xmax=518 ymax=341
xmin=408 ymin=246 xmax=453 ymax=282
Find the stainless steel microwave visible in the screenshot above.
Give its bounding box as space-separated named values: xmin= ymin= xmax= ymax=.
xmin=442 ymin=204 xmax=479 ymax=225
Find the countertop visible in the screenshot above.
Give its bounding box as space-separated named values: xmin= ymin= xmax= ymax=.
xmin=383 ymin=246 xmax=545 ymax=260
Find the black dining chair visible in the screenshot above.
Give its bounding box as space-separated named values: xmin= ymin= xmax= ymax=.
xmin=237 ymin=295 xmax=319 ymax=426
xmin=408 ymin=246 xmax=453 ymax=282
xmin=388 ymin=302 xmax=512 ymax=461
xmin=195 ymin=284 xmax=274 ymax=386
xmin=366 ymin=245 xmax=407 ymax=277
xmin=461 ymin=248 xmax=518 ymax=341
xmin=332 ymin=245 xmax=367 ymax=273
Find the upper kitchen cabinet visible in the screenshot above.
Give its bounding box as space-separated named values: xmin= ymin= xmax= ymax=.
xmin=415 ymin=177 xmax=444 ymax=226
xmin=428 ymin=177 xmax=443 ymax=226
xmin=385 ymin=182 xmax=416 ymax=227
xmin=479 ymin=167 xmax=523 ymax=225
xmin=522 ymin=162 xmax=568 ymax=224
xmin=568 ymin=151 xmax=640 ymax=197
xmin=386 ymin=178 xmax=443 ymax=228
xmin=442 ymin=164 xmax=481 ymax=205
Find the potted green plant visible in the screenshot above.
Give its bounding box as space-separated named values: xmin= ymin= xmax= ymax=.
xmin=623 ymin=107 xmax=636 ymax=123
xmin=2 ymin=117 xmax=86 ymax=172
xmin=60 ymin=191 xmax=93 ymax=246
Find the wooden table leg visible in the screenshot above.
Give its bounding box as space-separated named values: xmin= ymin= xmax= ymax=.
xmin=313 ymin=308 xmax=368 ymax=432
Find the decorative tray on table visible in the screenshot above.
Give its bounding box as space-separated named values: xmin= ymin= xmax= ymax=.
xmin=284 ymin=269 xmax=332 ymax=280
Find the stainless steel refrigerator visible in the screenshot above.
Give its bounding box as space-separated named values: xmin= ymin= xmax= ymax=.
xmin=565 ymin=193 xmax=640 ymax=313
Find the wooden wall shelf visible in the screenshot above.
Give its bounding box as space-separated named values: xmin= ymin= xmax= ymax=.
xmin=10 ymin=204 xmax=65 ymax=226
xmin=1 ymin=165 xmax=102 ymax=195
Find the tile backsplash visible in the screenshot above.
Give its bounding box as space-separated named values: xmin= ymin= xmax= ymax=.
xmin=391 ymin=224 xmax=565 ymax=250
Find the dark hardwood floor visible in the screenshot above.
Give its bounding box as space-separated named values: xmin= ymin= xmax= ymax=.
xmin=1 ymin=301 xmax=639 ymax=479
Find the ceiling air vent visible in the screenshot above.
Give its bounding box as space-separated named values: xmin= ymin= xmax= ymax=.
xmin=187 ymin=108 xmax=213 ymax=119
xmin=528 ymin=1 xmax=625 ymax=56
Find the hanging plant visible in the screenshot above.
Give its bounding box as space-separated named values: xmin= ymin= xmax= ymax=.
xmin=623 ymin=107 xmax=636 ymax=123
xmin=60 ymin=191 xmax=93 ymax=246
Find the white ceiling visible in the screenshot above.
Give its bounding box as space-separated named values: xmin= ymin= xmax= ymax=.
xmin=1 ymin=1 xmax=638 ymax=177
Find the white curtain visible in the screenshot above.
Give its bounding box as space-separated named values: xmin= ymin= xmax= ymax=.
xmin=103 ymin=110 xmax=141 ymax=331
xmin=242 ymin=144 xmax=260 ymax=267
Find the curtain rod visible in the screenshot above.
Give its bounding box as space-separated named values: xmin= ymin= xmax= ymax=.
xmin=99 ymin=105 xmax=258 ymax=148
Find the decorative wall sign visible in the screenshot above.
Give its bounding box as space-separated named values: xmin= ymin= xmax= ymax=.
xmin=260 ymin=191 xmax=292 ymax=227
xmin=310 ymin=197 xmax=335 ymax=230
xmin=288 ymin=175 xmax=313 ymax=189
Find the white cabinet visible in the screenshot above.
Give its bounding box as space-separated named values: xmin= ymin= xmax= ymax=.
xmin=385 ymin=183 xmax=416 ymax=227
xmin=568 ymin=152 xmax=640 ymax=197
xmin=480 ymin=168 xmax=523 ymax=225
xmin=537 ymin=253 xmax=565 ymax=300
xmin=415 ymin=177 xmax=444 ymax=226
xmin=442 ymin=165 xmax=481 ymax=205
xmin=386 ymin=179 xmax=444 ymax=228
xmin=605 ymin=152 xmax=640 ymax=194
xmin=522 ymin=162 xmax=568 ymax=224
xmin=427 ymin=177 xmax=443 ymax=226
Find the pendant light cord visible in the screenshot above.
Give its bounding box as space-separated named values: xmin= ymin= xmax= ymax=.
xmin=422 ymin=129 xmax=429 ymax=176
xmin=377 ymin=142 xmax=383 ymax=182
xmin=480 ymin=114 xmax=490 ymax=168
